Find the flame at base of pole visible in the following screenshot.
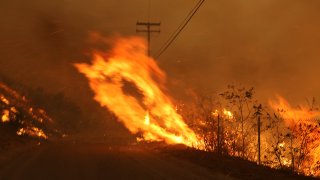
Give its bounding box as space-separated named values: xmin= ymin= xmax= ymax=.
xmin=75 ymin=36 xmax=204 ymax=149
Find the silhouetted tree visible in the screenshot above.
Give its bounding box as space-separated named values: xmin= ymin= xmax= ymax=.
xmin=220 ymin=85 xmax=255 ymax=158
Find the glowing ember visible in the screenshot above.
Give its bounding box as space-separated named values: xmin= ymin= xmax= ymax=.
xmin=223 ymin=109 xmax=233 ymax=119
xmin=75 ymin=37 xmax=203 ymax=148
xmin=212 ymin=109 xmax=234 ymax=119
xmin=1 ymin=109 xmax=10 ymax=122
xmin=212 ymin=110 xmax=219 ymax=117
xmin=278 ymin=142 xmax=285 ymax=148
xmin=0 ymin=96 xmax=10 ymax=105
xmin=16 ymin=127 xmax=48 ymax=139
xmin=10 ymin=107 xmax=17 ymax=113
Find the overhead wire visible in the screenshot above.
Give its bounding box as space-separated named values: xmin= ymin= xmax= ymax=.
xmin=161 ymin=0 xmax=202 ymax=45
xmin=155 ymin=0 xmax=205 ymax=59
xmin=148 ymin=0 xmax=150 ymax=21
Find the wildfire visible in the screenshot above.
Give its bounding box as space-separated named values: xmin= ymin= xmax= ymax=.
xmin=16 ymin=127 xmax=48 ymax=139
xmin=74 ymin=35 xmax=320 ymax=176
xmin=75 ymin=37 xmax=203 ymax=148
xmin=0 ymin=95 xmax=10 ymax=105
xmin=223 ymin=109 xmax=233 ymax=119
xmin=269 ymin=96 xmax=320 ymax=126
xmin=212 ymin=109 xmax=234 ymax=119
xmin=269 ymin=96 xmax=320 ymax=176
xmin=0 ymin=81 xmax=52 ymax=140
xmin=144 ymin=112 xmax=150 ymax=125
xmin=1 ymin=109 xmax=10 ymax=122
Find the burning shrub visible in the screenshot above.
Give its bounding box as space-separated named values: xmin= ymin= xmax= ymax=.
xmin=0 ymin=81 xmax=53 ymax=142
xmin=178 ymin=86 xmax=320 ymax=176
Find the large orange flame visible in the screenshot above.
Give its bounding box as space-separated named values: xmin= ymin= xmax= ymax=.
xmin=75 ymin=37 xmax=203 ymax=148
xmin=269 ymin=96 xmax=320 ymax=126
xmin=269 ymin=96 xmax=320 ymax=175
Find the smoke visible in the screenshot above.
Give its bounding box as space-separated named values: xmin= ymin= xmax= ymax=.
xmin=157 ymin=0 xmax=320 ymax=104
xmin=1 ymin=0 xmax=320 ymax=134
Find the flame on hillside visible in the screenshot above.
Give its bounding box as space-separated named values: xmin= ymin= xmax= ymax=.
xmin=17 ymin=127 xmax=48 ymax=139
xmin=269 ymin=96 xmax=320 ymax=176
xmin=0 ymin=82 xmax=50 ymax=140
xmin=75 ymin=37 xmax=203 ymax=148
xmin=75 ymin=35 xmax=320 ymax=176
xmin=269 ymin=96 xmax=320 ymax=126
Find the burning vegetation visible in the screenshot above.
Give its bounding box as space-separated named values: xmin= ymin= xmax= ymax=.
xmin=75 ymin=37 xmax=203 ymax=149
xmin=0 ymin=81 xmax=52 ymax=141
xmin=184 ymin=87 xmax=320 ymax=176
xmin=76 ymin=36 xmax=320 ymax=177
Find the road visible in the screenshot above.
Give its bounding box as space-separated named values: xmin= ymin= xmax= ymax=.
xmin=0 ymin=142 xmax=233 ymax=180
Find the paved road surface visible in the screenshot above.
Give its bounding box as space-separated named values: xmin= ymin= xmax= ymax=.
xmin=0 ymin=142 xmax=233 ymax=180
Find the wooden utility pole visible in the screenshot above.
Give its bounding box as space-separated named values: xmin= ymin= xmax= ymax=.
xmin=258 ymin=115 xmax=261 ymax=165
xmin=290 ymin=133 xmax=295 ymax=173
xmin=136 ymin=21 xmax=160 ymax=57
xmin=254 ymin=104 xmax=263 ymax=165
xmin=217 ymin=114 xmax=221 ymax=155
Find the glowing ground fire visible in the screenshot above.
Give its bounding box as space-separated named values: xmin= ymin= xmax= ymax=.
xmin=75 ymin=37 xmax=203 ymax=148
xmin=0 ymin=82 xmax=50 ymax=139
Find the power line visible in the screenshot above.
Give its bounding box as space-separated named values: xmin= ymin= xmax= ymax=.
xmin=156 ymin=0 xmax=205 ymax=59
xmin=155 ymin=0 xmax=205 ymax=59
xmin=147 ymin=0 xmax=151 ymax=21
xmin=162 ymin=0 xmax=202 ymax=47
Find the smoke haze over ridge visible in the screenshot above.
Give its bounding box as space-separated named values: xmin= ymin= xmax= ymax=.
xmin=1 ymin=0 xmax=320 ymax=132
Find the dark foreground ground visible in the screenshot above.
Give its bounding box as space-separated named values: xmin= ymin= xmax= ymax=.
xmin=0 ymin=141 xmax=232 ymax=180
xmin=0 ymin=140 xmax=315 ymax=180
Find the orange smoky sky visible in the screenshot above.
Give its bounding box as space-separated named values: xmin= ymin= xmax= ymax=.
xmin=1 ymin=0 xmax=320 ymax=131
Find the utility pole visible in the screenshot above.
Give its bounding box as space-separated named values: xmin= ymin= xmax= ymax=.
xmin=254 ymin=104 xmax=263 ymax=165
xmin=217 ymin=114 xmax=220 ymax=155
xmin=258 ymin=115 xmax=261 ymax=165
xmin=290 ymin=132 xmax=295 ymax=173
xmin=136 ymin=21 xmax=160 ymax=57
